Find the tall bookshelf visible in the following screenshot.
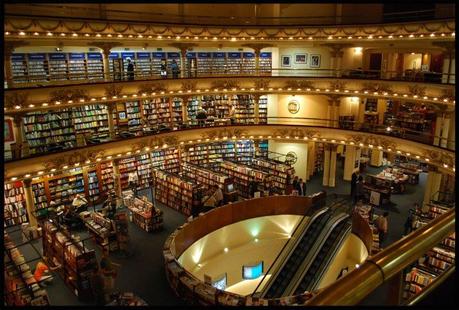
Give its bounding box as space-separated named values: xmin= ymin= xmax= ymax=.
xmin=187 ymin=97 xmax=200 ymax=125
xmin=117 ymin=157 xmax=138 ymax=190
xmin=11 ymin=53 xmax=28 ymax=83
xmin=27 ymin=53 xmax=48 ymax=83
xmin=233 ymin=94 xmax=255 ymax=124
xmin=42 ymin=221 xmax=98 ymax=302
xmin=22 ymin=109 xmax=76 ymax=155
xmin=151 ymin=148 xmax=181 ymax=174
xmin=100 ymin=162 xmax=115 ymax=193
xmin=32 ymin=180 xmax=48 ymax=218
xmin=4 ymin=181 xmax=28 ymax=227
xmin=121 ymin=52 xmax=135 ymax=77
xmin=258 ymin=96 xmax=268 ymax=123
xmin=259 ymin=52 xmax=272 ymax=74
xmin=48 ymin=53 xmax=68 ymax=81
xmin=212 ymin=52 xmax=226 ymax=75
xmin=47 ymin=168 xmax=85 ymax=208
xmin=87 ymin=169 xmax=101 ymax=202
xmin=216 ymin=160 xmax=268 ymax=197
xmin=226 ymin=52 xmax=242 ymax=75
xmin=86 ymin=53 xmax=104 ymax=80
xmin=152 ymin=52 xmax=166 ymax=77
xmin=182 ymin=162 xmax=230 ymax=189
xmin=154 ymin=170 xmax=197 ymax=216
xmin=72 ymin=105 xmax=110 ymax=139
xmin=68 ymin=53 xmax=87 ymax=80
xmin=166 ymin=52 xmax=181 ymax=73
xmin=171 ymin=97 xmax=183 ymax=127
xmin=242 ymin=52 xmax=255 ymax=74
xmin=125 ymin=101 xmax=142 ymax=134
xmin=136 ymin=52 xmax=152 ymax=77
xmin=4 ymin=232 xmax=50 ymax=306
xmin=251 ymin=157 xmax=295 ymax=192
xmin=136 ymin=153 xmax=153 ymax=189
xmin=197 ymin=52 xmax=212 ymax=76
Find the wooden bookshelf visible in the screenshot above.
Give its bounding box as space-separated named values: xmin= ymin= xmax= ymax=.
xmin=251 ymin=157 xmax=295 ymax=192
xmin=123 ymin=191 xmax=163 ymax=232
xmin=182 ymin=162 xmax=231 ymax=189
xmin=83 ymin=211 xmax=118 ymax=252
xmin=154 ymin=170 xmax=198 ymax=216
xmin=4 ymin=232 xmax=50 ymax=306
xmin=42 ymin=221 xmax=98 ymax=302
xmin=72 ymin=104 xmax=109 ymax=139
xmin=4 ymin=181 xmax=28 ymax=227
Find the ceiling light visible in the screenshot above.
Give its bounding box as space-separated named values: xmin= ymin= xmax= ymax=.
xmin=224 ymin=248 xmax=228 ymax=253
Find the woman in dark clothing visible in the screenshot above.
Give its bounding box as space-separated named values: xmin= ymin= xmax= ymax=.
xmin=355 ymin=175 xmax=364 ymax=203
xmin=351 ymin=172 xmax=358 ymax=202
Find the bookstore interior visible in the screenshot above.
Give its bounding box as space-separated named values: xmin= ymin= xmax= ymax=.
xmin=3 ymin=3 xmax=456 ymax=307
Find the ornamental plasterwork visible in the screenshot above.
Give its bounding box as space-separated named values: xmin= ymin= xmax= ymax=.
xmin=5 ymin=92 xmax=28 ymax=109
xmin=254 ymin=79 xmax=270 ymax=90
xmin=284 ymin=80 xmax=316 ymax=90
xmin=104 ymin=84 xmax=123 ymax=98
xmin=181 ymin=81 xmax=197 ymax=92
xmin=362 ymin=82 xmax=393 ymax=94
xmin=6 ymin=17 xmax=454 ymax=40
xmin=408 ymin=84 xmax=427 ymax=97
xmin=137 ymin=83 xmax=155 ymax=95
xmin=152 ymin=83 xmax=168 ymax=93
xmin=43 ymin=149 xmax=105 ymax=170
xmin=329 ymin=80 xmax=346 ymax=91
xmin=50 ymin=88 xmax=89 ymax=103
xmin=423 ymin=150 xmax=455 ymax=167
xmin=211 ymin=80 xmax=240 ymax=90
xmin=202 ymin=128 xmax=247 ymax=140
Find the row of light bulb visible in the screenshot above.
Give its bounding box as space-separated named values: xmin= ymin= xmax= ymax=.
xmin=7 ymin=135 xmax=455 ymax=182
xmin=6 ymin=31 xmax=455 ymax=41
xmin=7 ymin=88 xmax=454 ymax=111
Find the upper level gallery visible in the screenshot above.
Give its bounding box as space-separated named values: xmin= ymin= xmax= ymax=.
xmin=4 ymin=5 xmax=456 ymax=89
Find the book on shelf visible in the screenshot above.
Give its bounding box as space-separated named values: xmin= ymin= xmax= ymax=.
xmin=86 ymin=53 xmax=104 ymax=80
xmin=136 ymin=52 xmax=152 ymax=77
xmin=68 ymin=53 xmax=87 ymax=80
xmin=4 ymin=181 xmax=28 ymax=227
xmin=48 ymin=53 xmax=68 ymax=81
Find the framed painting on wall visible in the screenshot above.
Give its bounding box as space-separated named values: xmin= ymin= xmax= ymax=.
xmin=4 ymin=119 xmax=14 ymax=142
xmin=294 ymin=54 xmax=307 ymax=64
xmin=281 ymin=55 xmax=291 ymax=67
xmin=310 ymin=54 xmax=321 ymax=68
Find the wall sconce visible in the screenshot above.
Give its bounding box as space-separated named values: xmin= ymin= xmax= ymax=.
xmin=354 ymin=47 xmax=363 ymax=55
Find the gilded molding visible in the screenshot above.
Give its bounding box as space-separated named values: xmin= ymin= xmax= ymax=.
xmin=407 ymin=84 xmax=427 ymax=97
xmin=181 ymin=81 xmax=197 ymax=92
xmin=253 ymin=79 xmax=270 ymax=90
xmin=50 ymin=88 xmax=89 ymax=103
xmin=211 ymin=80 xmax=240 ymax=90
xmin=362 ymin=82 xmax=393 ymax=94
xmin=5 ymin=92 xmax=29 ymax=109
xmin=5 ymin=16 xmax=455 ymax=41
xmin=104 ymin=84 xmax=123 ymax=98
xmin=284 ymin=80 xmax=316 ymax=90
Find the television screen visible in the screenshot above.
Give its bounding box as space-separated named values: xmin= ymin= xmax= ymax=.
xmin=212 ymin=273 xmax=227 ymax=290
xmin=226 ymin=183 xmax=234 ymax=193
xmin=243 ymin=261 xmax=263 ymax=280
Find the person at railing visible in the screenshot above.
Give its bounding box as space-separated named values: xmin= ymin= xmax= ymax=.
xmin=296 ymin=178 xmax=307 ymax=196
xmin=404 ymin=203 xmax=422 ymax=236
xmin=355 ymin=175 xmax=365 ymax=204
xmin=196 ymin=107 xmax=207 ymax=127
xmin=160 ymin=59 xmax=168 ymax=78
xmin=375 ymin=212 xmax=389 ymax=247
xmin=170 ymin=59 xmax=180 ymax=79
xmin=228 ymin=104 xmax=236 ymax=124
xmin=126 ymin=58 xmax=134 ymax=81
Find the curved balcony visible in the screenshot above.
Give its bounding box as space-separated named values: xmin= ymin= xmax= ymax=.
xmin=4 ymin=120 xmax=455 ymax=180
xmin=4 ymin=68 xmax=456 ymax=90
xmin=4 ymin=75 xmax=455 ymax=114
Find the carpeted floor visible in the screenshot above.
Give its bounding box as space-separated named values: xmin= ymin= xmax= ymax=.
xmin=6 ymin=161 xmax=427 ymax=306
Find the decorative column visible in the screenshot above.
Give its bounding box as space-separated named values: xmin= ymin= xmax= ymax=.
xmin=447 ymin=110 xmax=455 ymax=150
xmin=370 ymin=149 xmax=383 ymax=167
xmin=326 ymin=95 xmax=341 ymax=128
xmin=107 ymin=103 xmax=116 ymax=139
xmin=356 ymin=97 xmax=365 ymax=130
xmin=23 ymin=178 xmax=38 ymax=228
xmin=422 ymin=166 xmax=442 ymax=211
xmin=433 ymin=41 xmax=455 ymax=84
xmin=253 ymin=94 xmax=261 ymax=124
xmin=13 ymin=114 xmax=24 ymax=159
xmin=242 ymin=44 xmax=273 ymax=75
xmin=343 ymin=145 xmax=358 ymax=181
xmin=4 ymin=41 xmax=28 ymax=88
xmin=306 ymin=142 xmax=315 ymax=181
xmin=323 ymin=144 xmax=331 ymax=186
xmin=328 ymin=144 xmax=338 ymax=187
xmin=376 ymin=99 xmax=387 ymax=125
xmin=323 ymin=44 xmax=350 ymax=77
xmin=168 ymin=43 xmax=198 ymax=78
xmin=89 ymin=42 xmax=122 ymax=81
xmin=434 ymin=111 xmax=450 ymax=147
xmin=112 ymin=160 xmax=122 ymax=197
xmin=182 ymin=96 xmax=189 ymax=124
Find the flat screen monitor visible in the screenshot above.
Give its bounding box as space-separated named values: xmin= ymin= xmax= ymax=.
xmin=242 ymin=261 xmax=263 ymax=280
xmin=226 ymin=183 xmax=234 ymax=193
xmin=212 ymin=273 xmax=227 ymax=290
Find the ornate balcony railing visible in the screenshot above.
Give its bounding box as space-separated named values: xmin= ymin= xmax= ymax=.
xmin=5 ymin=68 xmax=456 ymax=89
xmin=4 ymin=120 xmax=455 ymax=181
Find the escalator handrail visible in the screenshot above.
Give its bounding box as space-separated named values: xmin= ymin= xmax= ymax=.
xmin=303 ymin=221 xmax=352 ymax=293
xmin=283 ymin=212 xmax=350 ymax=297
xmin=255 ymin=207 xmax=330 ymax=298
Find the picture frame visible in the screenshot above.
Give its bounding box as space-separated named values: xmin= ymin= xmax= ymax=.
xmin=281 ymin=55 xmax=291 ymax=67
xmin=310 ymin=54 xmax=321 ymax=68
xmin=4 ymin=119 xmax=14 ymax=142
xmin=118 ymin=112 xmax=127 ymax=120
xmin=294 ymin=53 xmax=307 ymax=64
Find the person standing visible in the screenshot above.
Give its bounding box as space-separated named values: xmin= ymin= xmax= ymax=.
xmin=404 ymin=203 xmax=421 ymax=235
xmin=292 ymin=176 xmax=299 ymax=189
xmin=375 ymin=212 xmax=389 ymax=246
xmin=296 ymin=179 xmax=307 ymax=196
xmin=90 ymin=267 xmax=106 ymax=305
xmin=100 ymin=249 xmax=120 ymax=302
xmin=355 ymin=175 xmax=364 ymax=204
xmin=127 ymin=171 xmax=138 ymax=196
xmin=351 ymin=172 xmax=358 ymax=202
xmin=160 ymin=59 xmax=168 ymax=78
xmin=170 ymin=59 xmax=180 ymax=78
xmin=126 ymin=58 xmax=134 ymax=81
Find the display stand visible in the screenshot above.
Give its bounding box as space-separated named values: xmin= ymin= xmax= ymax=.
xmin=122 ymin=190 xmax=163 ymax=232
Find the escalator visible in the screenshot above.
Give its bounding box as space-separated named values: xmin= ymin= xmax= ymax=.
xmin=293 ymin=215 xmax=352 ymax=295
xmin=262 ymin=208 xmax=333 ymax=299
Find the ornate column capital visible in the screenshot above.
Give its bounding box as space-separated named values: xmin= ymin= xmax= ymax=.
xmin=23 ymin=178 xmax=32 ymax=187
xmin=168 ymin=43 xmax=198 ymax=53
xmin=321 ymin=43 xmax=351 ymax=57
xmin=88 ymin=41 xmax=123 ymax=56
xmin=325 ymin=94 xmax=342 ymax=105
xmin=242 ymin=44 xmax=273 ymax=54
xmin=432 ymin=41 xmax=455 ymax=55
